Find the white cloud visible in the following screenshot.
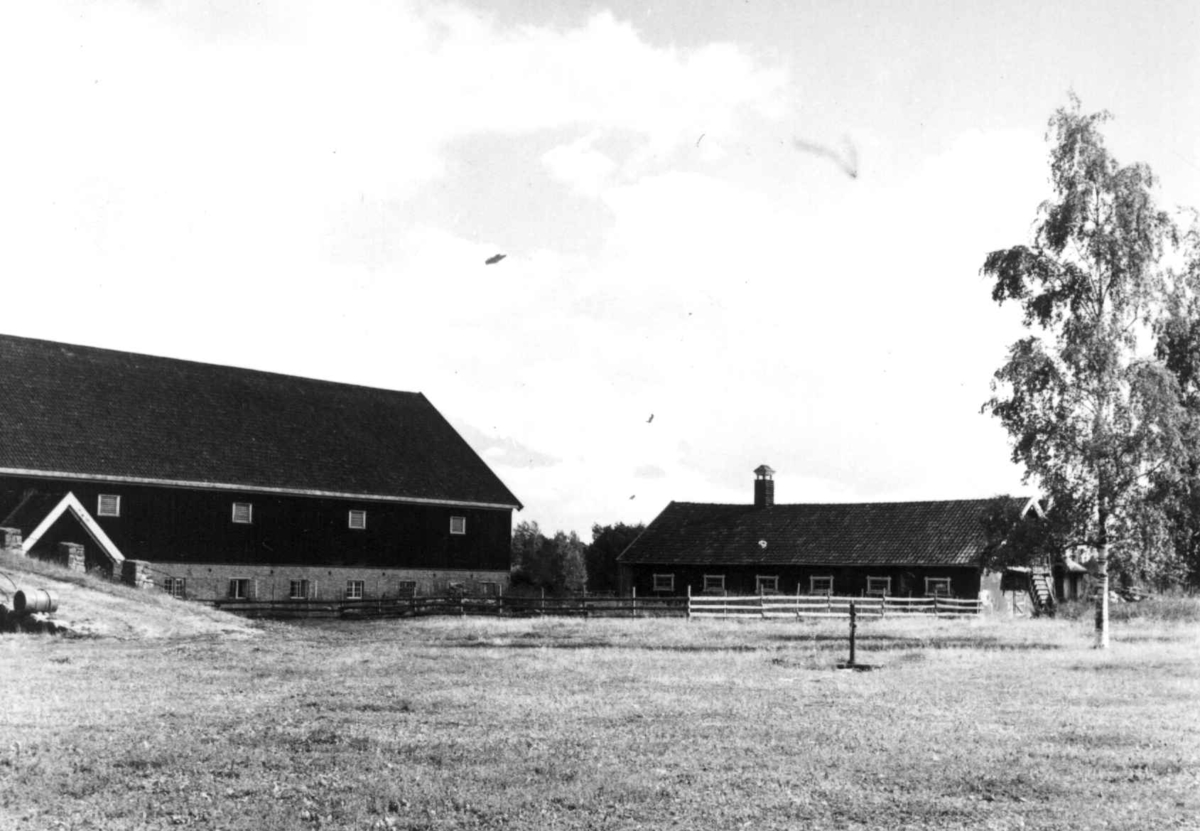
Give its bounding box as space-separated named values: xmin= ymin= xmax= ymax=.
xmin=0 ymin=1 xmax=1050 ymax=536
xmin=542 ymin=134 xmax=618 ymax=198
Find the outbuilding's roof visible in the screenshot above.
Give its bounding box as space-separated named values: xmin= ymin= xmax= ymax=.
xmin=0 ymin=334 xmax=521 ymax=509
xmin=617 ymin=497 xmax=1031 ymax=568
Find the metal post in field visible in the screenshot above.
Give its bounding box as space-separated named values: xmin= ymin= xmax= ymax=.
xmin=837 ymin=600 xmax=871 ymax=671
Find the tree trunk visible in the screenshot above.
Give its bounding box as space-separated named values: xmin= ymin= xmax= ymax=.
xmin=1095 ymin=515 xmax=1110 ymax=649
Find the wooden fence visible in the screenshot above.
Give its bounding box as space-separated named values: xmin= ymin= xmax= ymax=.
xmin=687 ymin=593 xmax=983 ymax=619
xmin=210 ymin=593 xmax=688 ymax=620
xmin=209 ymin=591 xmax=981 ymax=620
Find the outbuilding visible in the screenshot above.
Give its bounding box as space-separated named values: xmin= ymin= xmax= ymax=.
xmin=617 ymin=465 xmax=1038 ymax=609
xmin=0 ymin=334 xmax=521 ymax=601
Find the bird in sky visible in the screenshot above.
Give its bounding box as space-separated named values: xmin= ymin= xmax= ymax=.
xmin=629 ymin=495 xmax=636 ymax=500
xmin=792 ymin=136 xmax=858 ymax=178
xmin=647 ymin=414 xmax=654 ymax=423
xmin=484 ymin=253 xmax=507 ymax=265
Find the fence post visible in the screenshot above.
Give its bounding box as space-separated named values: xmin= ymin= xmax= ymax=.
xmin=849 ymin=600 xmax=857 ymax=666
xmin=685 ymin=584 xmax=691 ymax=620
xmin=760 ymin=585 xmax=765 ymax=619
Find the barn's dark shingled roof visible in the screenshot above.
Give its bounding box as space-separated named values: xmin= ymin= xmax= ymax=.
xmin=618 ymin=497 xmax=1029 ymax=568
xmin=0 ymin=334 xmax=521 ymax=508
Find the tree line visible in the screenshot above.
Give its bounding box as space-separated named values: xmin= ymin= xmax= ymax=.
xmin=509 ymin=520 xmax=644 ymax=595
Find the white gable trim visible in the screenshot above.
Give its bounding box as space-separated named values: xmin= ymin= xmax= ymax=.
xmin=21 ymin=491 xmax=127 ymax=567
xmin=1019 ymin=497 xmax=1045 ymax=519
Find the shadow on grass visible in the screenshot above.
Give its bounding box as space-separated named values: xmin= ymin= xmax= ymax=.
xmin=771 ymin=632 xmax=1066 ymax=651
xmin=446 ymin=634 xmax=1065 ymax=652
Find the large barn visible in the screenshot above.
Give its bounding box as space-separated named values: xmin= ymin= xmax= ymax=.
xmin=0 ymin=334 xmax=522 ymax=601
xmin=617 ymin=465 xmax=1037 ymax=608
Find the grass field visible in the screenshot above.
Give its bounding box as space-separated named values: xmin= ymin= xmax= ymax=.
xmin=2 ymin=610 xmax=1199 ymax=830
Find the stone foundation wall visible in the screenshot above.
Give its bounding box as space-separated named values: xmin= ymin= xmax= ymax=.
xmin=141 ymin=562 xmax=511 ymax=601
xmin=0 ymin=527 xmax=23 ymax=556
xmin=121 ymin=559 xmax=156 ymax=590
xmin=55 ymin=542 xmax=86 ymax=573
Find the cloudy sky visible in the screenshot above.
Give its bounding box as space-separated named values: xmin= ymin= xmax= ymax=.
xmin=2 ymin=1 xmax=1197 ymax=537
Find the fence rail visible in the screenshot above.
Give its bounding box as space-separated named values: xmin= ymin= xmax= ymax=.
xmin=687 ymin=593 xmax=983 ymax=619
xmin=210 ymin=593 xmax=689 ymax=620
xmin=208 ymin=592 xmax=981 ymax=620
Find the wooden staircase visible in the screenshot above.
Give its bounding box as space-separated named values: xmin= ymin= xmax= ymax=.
xmin=1029 ymin=569 xmax=1056 ymax=617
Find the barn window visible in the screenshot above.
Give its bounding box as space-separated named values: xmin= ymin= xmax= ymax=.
xmin=345 ymin=580 xmax=364 ymax=600
xmin=925 ymin=577 xmax=951 ymax=597
xmin=479 ymin=581 xmax=500 ymax=597
xmin=810 ymin=575 xmax=834 ymax=595
xmin=232 ymin=502 xmax=253 ymax=524
xmin=866 ymin=576 xmax=891 ymax=596
xmin=165 ymin=578 xmax=186 ymax=599
xmin=397 ymin=580 xmax=417 ymax=596
xmin=229 ymin=579 xmax=249 ymax=600
xmin=756 ymin=575 xmax=779 ymax=593
xmin=96 ymin=494 xmax=121 ymax=517
xmin=450 ymin=516 xmax=466 ymax=535
xmin=702 ymin=574 xmax=725 ymax=593
xmin=652 ymin=573 xmax=674 ymax=593
xmin=289 ymin=579 xmax=310 ymax=600
xmin=348 ymin=510 xmax=367 ymax=530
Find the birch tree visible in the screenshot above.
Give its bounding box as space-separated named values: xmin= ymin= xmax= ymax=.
xmin=982 ymin=95 xmax=1185 ymax=647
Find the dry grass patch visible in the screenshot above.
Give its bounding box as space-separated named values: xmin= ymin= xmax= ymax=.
xmin=2 ymin=613 xmax=1198 ymax=830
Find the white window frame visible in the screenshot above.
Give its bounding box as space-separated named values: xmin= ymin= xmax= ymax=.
xmin=866 ymin=576 xmax=891 ymax=597
xmin=702 ymin=574 xmax=725 ymax=593
xmin=289 ymin=579 xmax=310 ymax=600
xmin=449 ymin=515 xmax=466 ymax=535
xmin=926 ymin=577 xmax=952 ymax=597
xmin=229 ymin=578 xmax=249 ymax=600
xmin=756 ymin=575 xmax=779 ymax=593
xmin=348 ymin=510 xmax=367 ymax=530
xmin=96 ymin=494 xmax=121 ymax=518
xmin=810 ymin=575 xmax=834 ymax=595
xmin=165 ymin=577 xmax=186 ymax=599
xmin=345 ymin=580 xmax=364 ymax=600
xmin=652 ymin=573 xmax=674 ymax=593
xmin=397 ymin=580 xmax=417 ymax=596
xmin=232 ymin=502 xmax=253 ymax=524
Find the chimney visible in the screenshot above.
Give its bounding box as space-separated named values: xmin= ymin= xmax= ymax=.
xmin=753 ymin=465 xmax=775 ymax=509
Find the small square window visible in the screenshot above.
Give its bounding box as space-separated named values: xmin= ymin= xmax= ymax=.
xmin=232 ymin=502 xmax=253 ymax=524
xmin=97 ymin=494 xmax=121 ymax=517
xmin=229 ymin=579 xmax=249 ymax=600
xmin=703 ymin=574 xmax=725 ymax=593
xmin=348 ymin=510 xmax=367 ymax=530
xmin=756 ymin=575 xmax=779 ymax=593
xmin=652 ymin=573 xmax=674 ymax=593
xmin=450 ymin=516 xmax=466 ymax=535
xmin=926 ymin=577 xmax=951 ymax=597
xmin=345 ymin=580 xmax=364 ymax=600
xmin=479 ymin=581 xmax=500 ymax=597
xmin=289 ymin=579 xmax=310 ymax=600
xmin=866 ymin=576 xmax=891 ymax=596
xmin=397 ymin=580 xmax=417 ymax=596
xmin=165 ymin=577 xmax=186 ymax=599
xmin=810 ymin=576 xmax=834 ymax=595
